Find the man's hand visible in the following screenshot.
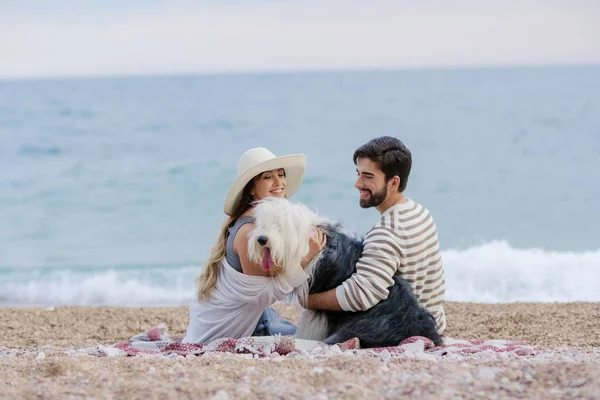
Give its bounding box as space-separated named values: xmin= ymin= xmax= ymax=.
xmin=306 ymin=288 xmax=343 ymax=311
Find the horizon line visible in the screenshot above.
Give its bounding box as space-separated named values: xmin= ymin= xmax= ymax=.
xmin=2 ymin=61 xmax=599 ymax=83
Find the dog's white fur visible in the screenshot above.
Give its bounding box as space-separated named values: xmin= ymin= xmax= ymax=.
xmin=248 ymin=197 xmax=322 ymax=283
xmin=296 ymin=308 xmax=330 ymax=341
xmin=247 ymin=197 xmax=330 ymax=339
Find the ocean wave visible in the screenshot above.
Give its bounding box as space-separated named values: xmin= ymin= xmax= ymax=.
xmin=0 ymin=266 xmax=200 ymax=306
xmin=1 ymin=241 xmax=599 ymax=306
xmin=443 ymin=240 xmax=600 ymax=303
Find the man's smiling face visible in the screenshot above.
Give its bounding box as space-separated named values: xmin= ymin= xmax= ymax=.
xmin=354 ymin=157 xmax=388 ymax=208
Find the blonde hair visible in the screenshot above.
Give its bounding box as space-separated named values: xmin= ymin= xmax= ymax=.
xmin=195 ymin=176 xmax=259 ymax=301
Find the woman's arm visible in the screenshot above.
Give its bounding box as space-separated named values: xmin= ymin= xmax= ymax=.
xmin=234 ymin=223 xmax=271 ymax=277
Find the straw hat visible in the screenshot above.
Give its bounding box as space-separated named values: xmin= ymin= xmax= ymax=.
xmin=224 ymin=147 xmax=306 ymax=215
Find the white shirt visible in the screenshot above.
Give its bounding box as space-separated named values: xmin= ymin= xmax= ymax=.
xmin=182 ymin=259 xmax=309 ymax=344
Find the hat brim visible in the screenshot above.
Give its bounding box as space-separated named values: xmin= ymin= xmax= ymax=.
xmin=223 ymin=154 xmax=306 ymax=215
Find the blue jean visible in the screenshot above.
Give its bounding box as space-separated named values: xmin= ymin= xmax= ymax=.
xmin=252 ymin=307 xmax=297 ymax=336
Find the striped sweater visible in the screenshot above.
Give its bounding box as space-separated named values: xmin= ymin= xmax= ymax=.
xmin=335 ymin=198 xmax=446 ymax=333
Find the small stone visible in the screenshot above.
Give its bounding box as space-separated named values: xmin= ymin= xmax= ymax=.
xmin=212 ymin=390 xmax=229 ymax=400
xmin=522 ymin=367 xmax=534 ymax=383
xmin=507 ymin=370 xmax=520 ymax=381
xmin=100 ymin=347 xmax=122 ymax=357
xmin=568 ymin=378 xmax=587 ymax=388
xmin=35 ymin=352 xmax=45 ymax=360
xmin=476 ymin=367 xmax=498 ymax=379
xmin=379 ymin=350 xmax=392 ymax=361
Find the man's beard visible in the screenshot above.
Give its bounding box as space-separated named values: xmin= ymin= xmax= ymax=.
xmin=359 ymin=185 xmax=387 ymax=208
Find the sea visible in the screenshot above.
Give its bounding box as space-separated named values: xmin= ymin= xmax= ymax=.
xmin=1 ymin=65 xmax=599 ymax=306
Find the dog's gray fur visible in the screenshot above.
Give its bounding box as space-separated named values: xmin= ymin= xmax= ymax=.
xmin=299 ymin=221 xmax=444 ymax=348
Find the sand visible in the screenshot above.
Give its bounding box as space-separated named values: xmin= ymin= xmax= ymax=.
xmin=1 ymin=301 xmax=600 ymax=399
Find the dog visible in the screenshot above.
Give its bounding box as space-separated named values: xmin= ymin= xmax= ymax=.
xmin=248 ymin=197 xmax=443 ymax=348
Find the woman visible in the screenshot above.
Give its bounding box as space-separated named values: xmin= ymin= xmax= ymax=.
xmin=182 ymin=147 xmax=325 ymax=344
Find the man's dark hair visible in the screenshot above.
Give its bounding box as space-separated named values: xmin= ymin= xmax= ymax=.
xmin=353 ymin=136 xmax=412 ymax=192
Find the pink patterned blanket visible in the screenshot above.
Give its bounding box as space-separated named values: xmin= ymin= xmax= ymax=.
xmin=92 ymin=323 xmax=535 ymax=360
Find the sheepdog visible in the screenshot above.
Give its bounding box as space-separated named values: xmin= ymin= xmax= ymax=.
xmin=248 ymin=197 xmax=443 ymax=348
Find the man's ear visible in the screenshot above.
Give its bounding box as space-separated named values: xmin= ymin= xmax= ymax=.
xmin=389 ymin=176 xmax=400 ymax=191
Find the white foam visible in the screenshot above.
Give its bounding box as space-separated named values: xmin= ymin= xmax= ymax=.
xmin=0 ymin=266 xmax=200 ymax=306
xmin=1 ymin=241 xmax=599 ymax=306
xmin=443 ymin=240 xmax=600 ymax=303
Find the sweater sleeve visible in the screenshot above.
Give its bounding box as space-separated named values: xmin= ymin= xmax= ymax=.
xmin=335 ymin=227 xmax=400 ymax=311
xmin=266 ymin=265 xmax=310 ymax=303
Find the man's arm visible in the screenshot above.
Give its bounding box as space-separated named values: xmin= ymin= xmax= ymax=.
xmin=307 ymin=227 xmax=400 ymax=312
xmin=306 ymin=287 xmax=341 ymax=310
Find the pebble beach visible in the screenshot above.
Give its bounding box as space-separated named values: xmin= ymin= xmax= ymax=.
xmin=1 ymin=301 xmax=600 ymax=399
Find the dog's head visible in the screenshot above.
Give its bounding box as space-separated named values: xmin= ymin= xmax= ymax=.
xmin=248 ymin=197 xmax=319 ymax=277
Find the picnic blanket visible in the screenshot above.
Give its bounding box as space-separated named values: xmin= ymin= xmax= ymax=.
xmin=89 ymin=323 xmax=535 ymax=360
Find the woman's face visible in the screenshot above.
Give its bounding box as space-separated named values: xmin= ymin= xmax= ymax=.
xmin=251 ymin=168 xmax=287 ymax=200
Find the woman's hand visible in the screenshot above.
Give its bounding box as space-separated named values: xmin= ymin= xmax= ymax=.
xmin=301 ymin=227 xmax=327 ymax=269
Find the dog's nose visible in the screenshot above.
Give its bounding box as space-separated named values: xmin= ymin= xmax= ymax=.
xmin=257 ymin=236 xmax=268 ymax=246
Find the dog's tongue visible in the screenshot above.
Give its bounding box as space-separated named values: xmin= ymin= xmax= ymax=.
xmin=262 ymin=248 xmax=272 ymax=271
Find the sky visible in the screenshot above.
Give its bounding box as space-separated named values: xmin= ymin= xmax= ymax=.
xmin=1 ymin=0 xmax=599 ymax=79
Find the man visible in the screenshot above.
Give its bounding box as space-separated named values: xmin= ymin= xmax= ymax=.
xmin=306 ymin=136 xmax=446 ymax=333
